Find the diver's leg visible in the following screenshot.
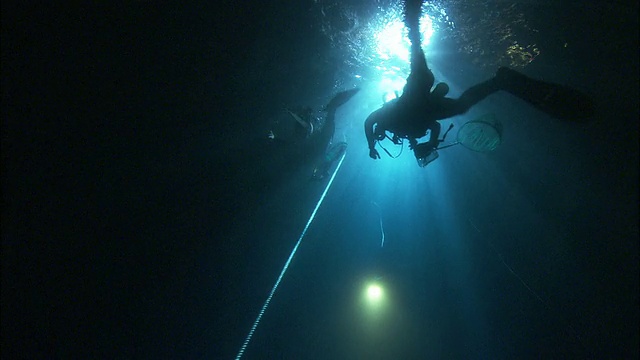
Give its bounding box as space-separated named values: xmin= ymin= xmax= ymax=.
xmin=431 ymin=67 xmax=595 ymax=122
xmin=323 ymin=88 xmax=360 ymax=134
xmin=495 ymin=67 xmax=595 ymax=122
xmin=430 ymin=79 xmax=501 ymax=119
xmin=324 ymin=88 xmax=360 ymax=112
xmin=457 ymin=79 xmax=501 ymax=113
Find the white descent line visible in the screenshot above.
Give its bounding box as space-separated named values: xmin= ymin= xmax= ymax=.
xmin=372 ymin=202 xmax=385 ymax=247
xmin=235 ymin=151 xmax=347 ymax=360
xmin=379 ymin=214 xmax=385 ymax=248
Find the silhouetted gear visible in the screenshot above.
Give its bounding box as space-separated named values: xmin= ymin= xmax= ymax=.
xmin=495 ymin=67 xmax=595 ymax=122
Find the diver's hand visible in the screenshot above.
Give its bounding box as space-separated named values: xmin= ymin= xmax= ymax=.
xmin=369 ymin=148 xmax=380 ymax=160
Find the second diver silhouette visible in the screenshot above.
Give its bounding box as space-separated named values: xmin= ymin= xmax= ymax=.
xmin=288 ymin=88 xmax=360 ymax=179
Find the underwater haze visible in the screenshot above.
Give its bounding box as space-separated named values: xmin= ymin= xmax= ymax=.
xmin=2 ymin=0 xmax=638 ymax=358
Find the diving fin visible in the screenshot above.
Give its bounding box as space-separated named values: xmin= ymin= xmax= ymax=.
xmin=495 ymin=67 xmax=595 ymax=122
xmin=323 ymin=88 xmax=360 ymax=112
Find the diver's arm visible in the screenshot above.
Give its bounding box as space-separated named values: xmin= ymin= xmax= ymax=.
xmin=426 ymin=121 xmax=442 ymax=149
xmin=364 ymin=113 xmax=377 ymax=151
xmin=364 ymin=112 xmax=381 ymax=159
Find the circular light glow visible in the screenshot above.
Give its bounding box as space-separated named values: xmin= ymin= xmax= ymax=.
xmin=366 ymin=284 xmax=383 ymax=301
xmin=360 ymin=280 xmax=390 ymax=320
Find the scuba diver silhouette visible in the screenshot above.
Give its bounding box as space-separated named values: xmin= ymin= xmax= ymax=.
xmin=308 ymin=89 xmax=359 ymax=179
xmin=284 ymin=88 xmax=360 ymax=147
xmin=277 ymin=88 xmax=359 ymax=178
xmin=364 ymin=0 xmax=595 ymax=164
xmin=285 ymin=106 xmax=317 ymax=141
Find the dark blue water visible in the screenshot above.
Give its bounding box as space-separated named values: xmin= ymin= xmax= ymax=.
xmin=2 ymin=0 xmax=638 ymax=358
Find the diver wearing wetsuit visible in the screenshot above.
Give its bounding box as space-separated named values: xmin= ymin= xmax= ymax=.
xmin=365 ymin=0 xmax=507 ymax=160
xmin=365 ymin=0 xmax=595 ymax=162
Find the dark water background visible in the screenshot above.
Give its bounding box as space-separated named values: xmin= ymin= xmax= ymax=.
xmin=2 ymin=0 xmax=638 ymax=358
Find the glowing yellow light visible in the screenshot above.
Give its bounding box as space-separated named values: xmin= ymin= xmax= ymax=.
xmin=367 ymin=284 xmax=383 ymax=301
